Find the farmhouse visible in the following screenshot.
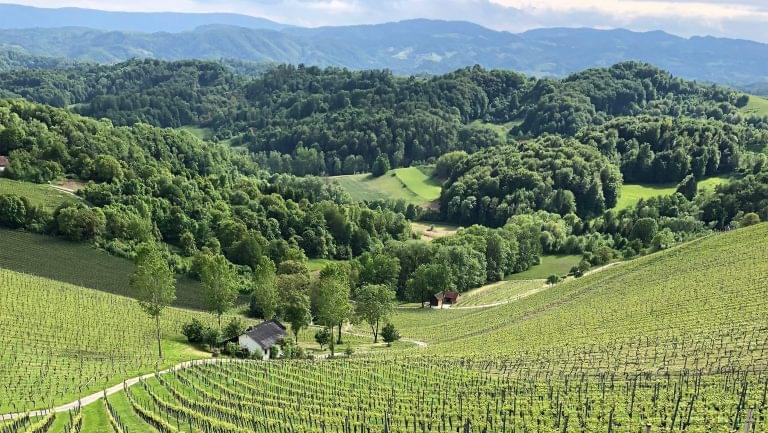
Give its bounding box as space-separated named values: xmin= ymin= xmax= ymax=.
xmin=430 ymin=291 xmax=460 ymax=308
xmin=0 ymin=156 xmax=8 ymax=173
xmin=237 ymin=319 xmax=287 ymax=360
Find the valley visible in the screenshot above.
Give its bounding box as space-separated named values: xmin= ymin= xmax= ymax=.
xmin=0 ymin=5 xmax=767 ymax=432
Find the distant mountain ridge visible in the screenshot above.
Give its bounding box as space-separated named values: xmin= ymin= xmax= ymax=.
xmin=1 ymin=4 xmax=768 ymax=86
xmin=0 ymin=3 xmax=287 ymax=33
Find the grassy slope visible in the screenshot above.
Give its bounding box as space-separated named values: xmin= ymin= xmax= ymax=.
xmin=0 ymin=178 xmax=78 ymax=211
xmin=456 ymin=279 xmax=544 ymax=307
xmin=616 ymin=175 xmax=731 ymax=210
xmin=506 ymin=254 xmax=581 ymax=280
xmin=327 ymin=166 xmax=441 ymax=206
xmin=0 ymin=229 xmax=206 ymax=310
xmin=410 ymin=221 xmax=460 ymax=241
xmin=0 ymin=268 xmax=226 ymax=412
xmin=389 ymin=224 xmax=767 ymax=365
xmin=740 ymin=95 xmax=768 ymax=117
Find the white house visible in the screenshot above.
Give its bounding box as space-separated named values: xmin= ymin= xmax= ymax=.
xmin=237 ymin=319 xmax=287 ymax=360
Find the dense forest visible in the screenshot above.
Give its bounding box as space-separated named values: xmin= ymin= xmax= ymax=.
xmin=1 ymin=59 xmax=767 ymax=302
xmin=0 ymin=59 xmax=756 ymax=177
xmin=0 ymin=100 xmax=412 ymax=270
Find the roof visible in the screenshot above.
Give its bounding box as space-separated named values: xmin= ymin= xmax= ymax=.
xmin=0 ymin=156 xmax=8 ymax=166
xmin=443 ymin=291 xmax=460 ymax=302
xmin=242 ymin=319 xmax=287 ymax=350
xmin=431 ymin=291 xmax=460 ymax=301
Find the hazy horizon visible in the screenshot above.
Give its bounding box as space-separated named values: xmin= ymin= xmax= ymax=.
xmin=6 ymin=0 xmax=768 ymax=43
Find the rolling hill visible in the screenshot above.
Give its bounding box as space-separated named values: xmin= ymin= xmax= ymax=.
xmin=9 ymin=222 xmax=762 ymax=432
xmin=2 ymin=12 xmax=768 ymax=85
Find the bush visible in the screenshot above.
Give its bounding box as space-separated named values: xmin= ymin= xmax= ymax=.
xmin=344 ymin=344 xmax=355 ymax=357
xmin=381 ymin=323 xmax=400 ymax=347
xmin=182 ymin=319 xmax=205 ymax=344
xmin=314 ymin=327 xmax=331 ymax=350
xmin=546 ymin=274 xmax=561 ymax=285
xmin=222 ymin=317 xmax=247 ymax=340
xmin=202 ymin=327 xmax=221 ymax=348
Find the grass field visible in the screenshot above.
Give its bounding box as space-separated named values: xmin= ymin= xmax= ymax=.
xmin=0 ymin=268 xmax=224 ymax=412
xmin=178 ymin=125 xmax=213 ymax=140
xmin=616 ymin=175 xmax=731 ymax=210
xmin=505 ymin=254 xmax=581 ymax=280
xmin=455 ymin=279 xmax=544 ymax=307
xmin=84 ymin=224 xmax=768 ymax=433
xmin=740 ymin=94 xmax=768 ymax=117
xmin=327 ymin=166 xmax=441 ymax=206
xmin=306 ymin=258 xmax=344 ymax=272
xmin=469 ymin=120 xmax=515 ymax=140
xmin=410 ymin=221 xmax=460 ymax=241
xmin=0 ymin=178 xmax=79 ymax=211
xmin=0 ymin=229 xmax=206 ymax=310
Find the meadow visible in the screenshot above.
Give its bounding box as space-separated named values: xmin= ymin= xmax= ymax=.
xmin=0 ymin=229 xmax=206 ymax=310
xmin=740 ymin=95 xmax=768 ymax=118
xmin=0 ymin=178 xmax=78 ymax=211
xmin=505 ymin=254 xmax=581 ymax=280
xmin=327 ymin=166 xmax=441 ymax=206
xmin=615 ymin=176 xmax=731 ymax=210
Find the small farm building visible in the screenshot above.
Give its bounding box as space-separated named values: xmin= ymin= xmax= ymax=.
xmin=430 ymin=291 xmax=460 ymax=308
xmin=237 ymin=319 xmax=287 ymax=360
xmin=0 ymin=156 xmax=8 ymax=173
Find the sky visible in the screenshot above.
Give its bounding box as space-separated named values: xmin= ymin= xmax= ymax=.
xmin=11 ymin=0 xmax=768 ymax=43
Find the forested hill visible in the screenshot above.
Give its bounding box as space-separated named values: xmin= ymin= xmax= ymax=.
xmin=3 ymin=19 xmax=768 ymax=85
xmin=1 ymin=59 xmax=761 ymax=177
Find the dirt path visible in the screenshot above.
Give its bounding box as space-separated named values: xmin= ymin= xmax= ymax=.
xmin=344 ymin=325 xmax=428 ymax=349
xmin=0 ymin=358 xmax=234 ymax=421
xmin=447 ymin=261 xmax=627 ymax=310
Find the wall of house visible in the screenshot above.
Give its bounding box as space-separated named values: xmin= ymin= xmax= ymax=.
xmin=238 ymin=335 xmax=269 ymax=360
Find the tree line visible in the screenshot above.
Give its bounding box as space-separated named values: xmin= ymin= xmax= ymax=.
xmin=0 ymin=59 xmax=757 ymax=176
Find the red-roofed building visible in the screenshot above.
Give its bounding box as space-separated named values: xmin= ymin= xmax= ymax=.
xmin=429 ymin=291 xmax=460 ymax=309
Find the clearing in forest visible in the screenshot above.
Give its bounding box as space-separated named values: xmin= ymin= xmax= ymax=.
xmin=327 ymin=166 xmax=441 ymax=206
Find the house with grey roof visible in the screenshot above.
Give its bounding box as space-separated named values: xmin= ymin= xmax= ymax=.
xmin=237 ymin=319 xmax=287 ymax=360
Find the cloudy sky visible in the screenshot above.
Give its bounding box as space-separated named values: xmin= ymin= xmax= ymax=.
xmin=12 ymin=0 xmax=768 ymax=42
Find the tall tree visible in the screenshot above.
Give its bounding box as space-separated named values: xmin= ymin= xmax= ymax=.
xmin=316 ymin=263 xmax=353 ymax=345
xmin=354 ymin=284 xmax=396 ymax=343
xmin=250 ymin=255 xmax=279 ymax=319
xmin=130 ymin=243 xmax=176 ymax=359
xmin=282 ymin=291 xmax=312 ymax=343
xmin=406 ymin=263 xmax=453 ymax=307
xmin=199 ymin=251 xmax=239 ymax=331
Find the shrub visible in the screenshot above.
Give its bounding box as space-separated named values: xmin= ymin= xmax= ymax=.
xmin=546 ymin=274 xmax=561 ymax=285
xmin=223 ymin=317 xmax=247 ymax=340
xmin=314 ymin=327 xmax=331 ymax=350
xmin=344 ymin=344 xmax=355 ymax=357
xmin=182 ymin=319 xmax=205 ymax=344
xmin=202 ymin=327 xmax=221 ymax=348
xmin=381 ymin=323 xmax=400 ymax=347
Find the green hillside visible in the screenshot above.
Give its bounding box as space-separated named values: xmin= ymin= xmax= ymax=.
xmin=390 ymin=224 xmax=767 ymax=365
xmin=0 ymin=178 xmax=78 ymax=211
xmin=0 ymin=268 xmax=223 ymax=413
xmin=616 ymin=176 xmax=732 ymax=210
xmin=327 ymin=166 xmax=441 ymax=206
xmin=81 ymin=224 xmax=768 ymax=433
xmin=0 ymin=229 xmax=206 ymax=310
xmin=740 ymin=94 xmax=768 ymax=117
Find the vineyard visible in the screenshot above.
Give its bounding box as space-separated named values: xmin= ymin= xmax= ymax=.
xmin=0 ymin=269 xmax=223 ymax=413
xmin=2 ymin=224 xmax=767 ymax=432
xmin=0 ymin=229 xmax=206 ymax=310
